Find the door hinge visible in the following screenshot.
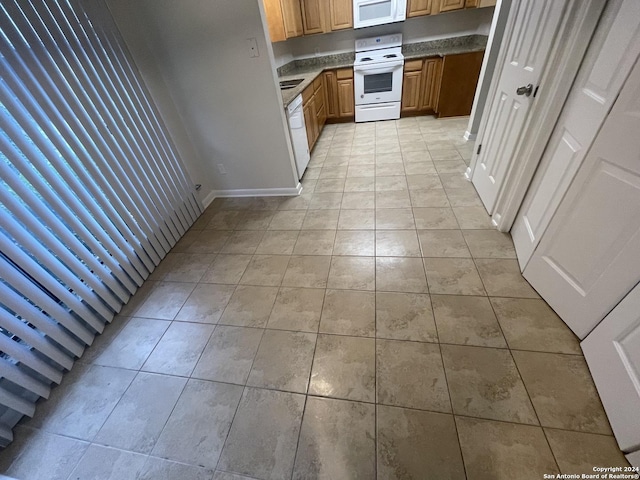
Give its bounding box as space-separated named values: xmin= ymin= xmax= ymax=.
xmin=533 ymin=85 xmax=539 ymax=98
xmin=477 ymin=144 xmax=482 ymax=155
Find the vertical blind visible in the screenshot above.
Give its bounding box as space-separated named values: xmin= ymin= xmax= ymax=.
xmin=0 ymin=0 xmax=202 ymax=446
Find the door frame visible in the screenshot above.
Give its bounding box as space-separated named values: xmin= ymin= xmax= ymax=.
xmin=466 ymin=0 xmax=607 ymax=232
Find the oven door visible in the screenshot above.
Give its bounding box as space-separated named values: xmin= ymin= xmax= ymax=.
xmin=353 ymin=0 xmax=407 ymax=29
xmin=354 ymin=61 xmax=404 ymax=105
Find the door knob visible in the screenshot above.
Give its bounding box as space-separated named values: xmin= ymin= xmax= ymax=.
xmin=516 ymin=84 xmax=534 ymax=96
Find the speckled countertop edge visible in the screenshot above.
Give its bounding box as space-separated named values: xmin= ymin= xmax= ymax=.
xmin=279 ymin=34 xmax=487 ymax=107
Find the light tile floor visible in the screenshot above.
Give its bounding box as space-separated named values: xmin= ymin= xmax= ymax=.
xmin=1 ymin=116 xmax=630 ymax=480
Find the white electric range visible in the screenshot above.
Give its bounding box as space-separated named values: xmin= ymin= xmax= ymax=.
xmin=353 ymin=34 xmax=405 ymax=122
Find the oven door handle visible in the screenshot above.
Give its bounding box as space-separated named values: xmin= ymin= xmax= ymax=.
xmin=354 ymin=63 xmax=404 ymax=75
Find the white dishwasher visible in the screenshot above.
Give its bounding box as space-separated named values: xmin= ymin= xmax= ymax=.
xmin=286 ymin=94 xmax=310 ymax=180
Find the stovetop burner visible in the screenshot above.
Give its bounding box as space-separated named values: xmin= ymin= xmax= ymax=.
xmin=384 ymin=54 xmax=397 ymax=58
xmin=361 ymin=57 xmax=373 ymax=62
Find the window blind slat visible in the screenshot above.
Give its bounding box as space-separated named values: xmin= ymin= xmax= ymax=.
xmin=0 ymin=187 xmax=127 ymax=308
xmin=0 ymin=287 xmax=85 ymax=358
xmin=1 ymin=364 xmax=51 ymax=399
xmin=0 ymin=335 xmax=63 ymax=385
xmin=0 ymin=233 xmax=108 ymax=333
xmin=0 ymin=145 xmax=140 ymax=296
xmin=0 ymin=307 xmax=75 ymax=371
xmin=0 ymin=256 xmax=95 ymax=346
xmin=0 ymin=210 xmax=115 ymax=321
xmin=0 ymin=388 xmax=34 ymax=418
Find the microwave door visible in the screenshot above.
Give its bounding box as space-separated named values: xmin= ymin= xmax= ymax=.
xmin=354 ymin=0 xmax=393 ymax=28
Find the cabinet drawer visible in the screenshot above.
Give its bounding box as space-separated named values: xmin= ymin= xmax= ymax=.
xmin=336 ymin=68 xmax=353 ymax=79
xmin=404 ymin=59 xmax=423 ymax=72
xmin=302 ymin=84 xmax=314 ymax=104
xmin=313 ymin=75 xmax=322 ymax=93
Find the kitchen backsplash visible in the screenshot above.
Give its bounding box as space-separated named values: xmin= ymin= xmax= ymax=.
xmin=277 ymin=34 xmax=487 ymax=77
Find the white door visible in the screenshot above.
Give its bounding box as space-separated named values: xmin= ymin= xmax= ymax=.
xmin=471 ymin=0 xmax=567 ymax=214
xmin=523 ymin=55 xmax=640 ymax=339
xmin=512 ymin=0 xmax=640 ymax=267
xmin=582 ymin=281 xmax=640 ymax=454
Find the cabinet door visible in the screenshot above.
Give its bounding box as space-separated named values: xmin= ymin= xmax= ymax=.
xmin=303 ymin=100 xmax=316 ymax=149
xmin=262 ymin=0 xmax=286 ymax=42
xmin=465 ymin=0 xmax=479 ymax=7
xmin=301 ymin=0 xmax=328 ymax=34
xmin=407 ymin=0 xmax=433 ymax=17
xmin=401 ymin=70 xmax=422 ymax=113
xmin=337 ymin=78 xmax=355 ymax=118
xmin=437 ymin=51 xmax=483 ymax=117
xmin=329 ymin=0 xmax=353 ymax=30
xmin=439 ymin=0 xmax=466 ymax=12
xmin=478 ymin=0 xmax=497 ymax=6
xmin=420 ymin=57 xmax=443 ymax=111
xmin=281 ymin=0 xmax=304 ymax=38
xmin=324 ymin=71 xmax=339 ymax=119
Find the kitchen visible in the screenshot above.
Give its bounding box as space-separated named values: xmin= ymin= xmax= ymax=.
xmin=269 ymin=0 xmax=493 ymax=179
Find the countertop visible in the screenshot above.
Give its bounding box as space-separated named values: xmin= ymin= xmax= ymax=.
xmin=278 ymin=34 xmax=487 ymax=107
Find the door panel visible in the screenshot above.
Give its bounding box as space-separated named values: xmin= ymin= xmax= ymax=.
xmin=401 ymin=70 xmax=422 ymax=112
xmin=301 ymin=0 xmax=327 ymax=34
xmin=582 ymin=282 xmax=640 ymax=453
xmin=407 ymin=0 xmax=433 ymax=17
xmin=524 ymin=56 xmax=640 ymax=339
xmin=512 ymin=0 xmax=640 ymax=266
xmin=329 ymin=0 xmax=353 ymax=30
xmin=472 ymin=0 xmax=566 ymax=213
xmin=419 ymin=58 xmax=442 ymax=111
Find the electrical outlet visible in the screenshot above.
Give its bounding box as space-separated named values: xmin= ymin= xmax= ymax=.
xmin=217 ymin=163 xmax=227 ymax=175
xmin=246 ymin=37 xmax=259 ymax=58
xmin=314 ymin=46 xmax=320 ymax=57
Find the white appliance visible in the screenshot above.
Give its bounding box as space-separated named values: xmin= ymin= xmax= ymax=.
xmin=354 ymin=34 xmax=405 ymax=122
xmin=353 ymin=0 xmax=407 ymax=29
xmin=286 ymin=94 xmax=310 ymax=179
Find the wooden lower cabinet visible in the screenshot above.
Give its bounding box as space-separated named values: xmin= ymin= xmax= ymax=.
xmin=400 ymin=56 xmax=443 ymax=115
xmin=401 ymin=70 xmax=423 ymax=113
xmin=324 ymin=71 xmax=339 ymax=119
xmin=303 ymin=98 xmax=317 ymax=149
xmin=420 ymin=58 xmax=443 ymax=112
xmin=400 ymin=52 xmax=482 ymax=118
xmin=322 ymin=68 xmax=354 ymax=121
xmin=437 ymin=51 xmax=483 ymax=117
xmin=337 ymin=79 xmax=355 ymax=117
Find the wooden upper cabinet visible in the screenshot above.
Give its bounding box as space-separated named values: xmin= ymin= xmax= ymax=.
xmin=420 ymin=57 xmax=443 ymax=112
xmin=329 ymin=0 xmax=353 ymax=30
xmin=478 ymin=0 xmax=497 ymax=7
xmin=438 ymin=0 xmax=466 ymax=12
xmin=281 ymin=0 xmax=304 ymax=38
xmin=465 ymin=0 xmax=479 ymax=7
xmin=301 ymin=0 xmax=328 ymax=35
xmin=407 ymin=0 xmax=433 ymax=17
xmin=262 ymin=0 xmax=286 ymax=42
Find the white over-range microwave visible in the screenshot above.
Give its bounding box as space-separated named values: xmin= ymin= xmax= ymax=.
xmin=353 ymin=0 xmax=407 ymax=29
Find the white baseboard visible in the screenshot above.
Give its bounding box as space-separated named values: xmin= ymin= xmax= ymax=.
xmin=202 ymin=190 xmax=217 ymax=209
xmin=463 ymin=131 xmax=477 ymax=141
xmin=207 ymin=183 xmax=303 ymax=201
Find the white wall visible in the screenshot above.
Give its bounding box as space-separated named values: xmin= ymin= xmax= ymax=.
xmin=275 ymin=7 xmax=493 ymax=60
xmin=107 ymin=0 xmax=298 ymax=203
